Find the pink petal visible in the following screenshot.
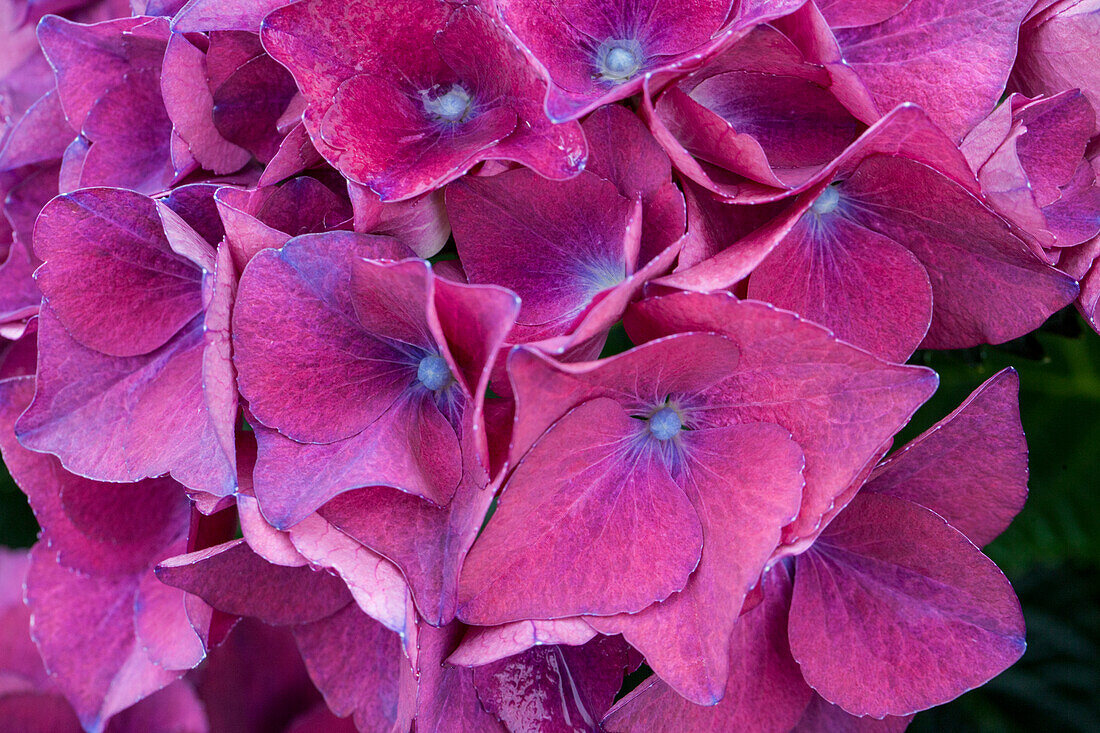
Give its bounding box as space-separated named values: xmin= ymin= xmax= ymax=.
xmin=37 ymin=16 xmax=169 ymax=130
xmin=0 ymin=692 xmax=81 ymax=732
xmin=473 ymin=636 xmax=634 ymax=731
xmin=603 ymin=565 xmax=812 ymax=733
xmin=25 ymin=544 xmax=180 ymax=732
xmin=0 ymin=547 xmax=50 ymax=689
xmin=0 ymin=236 xmax=42 ymax=331
xmin=292 ymin=604 xmax=416 ymax=733
xmin=747 ymin=206 xmax=934 ymax=362
xmin=437 ymin=7 xmax=587 ymax=182
xmin=581 ymin=103 xmax=671 ymax=203
xmin=493 ymin=0 xmax=785 ymax=122
xmin=210 ymin=51 xmax=298 ymax=164
xmin=173 ymin=0 xmax=290 ymax=32
xmin=649 ymin=101 xmax=978 ymax=204
xmin=655 ymin=26 xmax=862 ymax=189
xmin=33 ymin=188 xmax=204 ymax=357
xmin=792 ymin=695 xmax=913 ymax=732
xmin=1013 ymin=92 xmax=1093 ymax=208
xmin=867 ymin=369 xmax=1027 ymax=547
xmin=0 ymin=322 xmax=38 ymax=378
xmin=1015 ymin=0 xmax=1100 ymax=136
xmin=287 ymin=514 xmax=416 ymax=637
xmin=0 ymin=376 xmax=192 ymax=576
xmin=200 ymin=241 xmax=239 ymax=495
xmin=213 ymin=180 xmax=346 ymax=272
xmin=132 ymin=572 xmax=205 ymax=671
xmin=505 ymin=331 xmax=745 ymax=470
xmin=348 ymin=185 xmax=450 ymax=259
xmin=624 ymin=294 xmax=938 ymax=546
xmin=318 ymin=453 xmax=498 ymax=626
xmin=250 ymin=391 xmax=460 ymax=529
xmin=817 ymin=0 xmax=912 ymax=28
xmin=833 ymin=0 xmax=1035 ymax=140
xmin=190 ymin=618 xmax=325 ymax=733
xmin=458 ymin=398 xmax=703 ymax=624
xmin=788 ymin=493 xmax=1026 ymax=717
xmin=155 ymin=539 xmax=353 ymax=626
xmin=236 ymin=493 xmax=307 ymax=568
xmin=16 ymin=305 xmax=236 ymax=495
xmin=588 ymin=423 xmax=804 ymax=704
xmin=413 ymin=623 xmax=506 ymax=732
xmin=447 ymin=618 xmax=598 ymax=667
xmin=258 ymin=122 xmax=322 ymax=186
xmin=1045 ymin=159 xmax=1100 ymax=247
xmin=449 ymin=168 xmax=638 ymax=340
xmin=285 ymin=704 xmax=360 ymax=733
xmin=264 ymin=1 xmax=566 ymax=200
xmin=79 ymin=69 xmax=181 ymax=193
xmin=431 ymin=275 xmax=520 ymax=469
xmin=840 ymin=156 xmax=1079 ymax=349
xmin=104 ymin=681 xmax=207 ymax=733
xmin=0 ymin=90 xmax=72 ymax=170
xmin=161 ymin=33 xmax=251 ymax=175
xmin=232 ymin=232 xmax=415 ymax=444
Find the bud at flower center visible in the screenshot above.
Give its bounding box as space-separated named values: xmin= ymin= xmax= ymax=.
xmin=418 ymin=354 xmax=453 ymax=391
xmin=597 ymin=40 xmax=642 ymax=83
xmin=812 ymin=185 xmax=841 ymax=215
xmin=648 ymin=407 xmax=682 ymax=441
xmin=422 ymin=84 xmax=472 ymax=123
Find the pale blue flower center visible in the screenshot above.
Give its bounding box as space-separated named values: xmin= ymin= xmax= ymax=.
xmin=649 ymin=407 xmax=682 ymax=441
xmin=583 ymin=259 xmax=627 ymax=294
xmin=418 ymin=354 xmax=453 ymax=391
xmin=597 ymin=40 xmax=643 ymax=83
xmin=811 ymin=186 xmax=840 ymax=215
xmin=422 ymin=84 xmax=472 ymax=123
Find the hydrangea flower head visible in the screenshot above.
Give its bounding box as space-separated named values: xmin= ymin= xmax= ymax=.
xmin=0 ymin=0 xmax=1084 ymax=727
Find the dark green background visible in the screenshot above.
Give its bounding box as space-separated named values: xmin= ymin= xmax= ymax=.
xmin=2 ymin=309 xmax=1097 ymax=730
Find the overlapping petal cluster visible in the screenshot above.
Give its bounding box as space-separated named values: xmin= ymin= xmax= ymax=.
xmin=0 ymin=0 xmax=1095 ymax=731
